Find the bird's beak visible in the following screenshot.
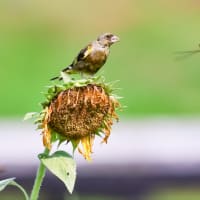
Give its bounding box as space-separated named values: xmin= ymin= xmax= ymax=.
xmin=111 ymin=35 xmax=120 ymax=43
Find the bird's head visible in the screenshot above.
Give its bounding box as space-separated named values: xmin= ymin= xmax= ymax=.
xmin=97 ymin=33 xmax=120 ymax=47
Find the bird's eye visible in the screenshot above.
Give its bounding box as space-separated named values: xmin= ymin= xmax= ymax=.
xmin=106 ymin=34 xmax=112 ymax=39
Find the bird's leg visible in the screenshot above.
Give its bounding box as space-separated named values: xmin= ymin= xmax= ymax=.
xmin=80 ymin=72 xmax=92 ymax=80
xmin=80 ymin=72 xmax=84 ymax=79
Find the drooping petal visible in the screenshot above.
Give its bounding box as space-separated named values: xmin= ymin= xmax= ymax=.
xmin=42 ymin=107 xmax=52 ymax=149
xmin=78 ymin=135 xmax=95 ymax=161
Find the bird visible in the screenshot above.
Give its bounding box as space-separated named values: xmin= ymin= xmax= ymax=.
xmin=51 ymin=33 xmax=120 ymax=80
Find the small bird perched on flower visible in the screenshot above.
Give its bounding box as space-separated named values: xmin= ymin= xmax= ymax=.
xmin=51 ymin=33 xmax=119 ymax=80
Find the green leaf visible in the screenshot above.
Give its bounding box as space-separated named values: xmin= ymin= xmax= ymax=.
xmin=0 ymin=177 xmax=15 ymax=191
xmin=71 ymin=139 xmax=80 ymax=153
xmin=51 ymin=131 xmax=67 ymax=144
xmin=23 ymin=112 xmax=38 ymax=120
xmin=40 ymin=151 xmax=76 ymax=194
xmin=0 ymin=178 xmax=29 ymax=200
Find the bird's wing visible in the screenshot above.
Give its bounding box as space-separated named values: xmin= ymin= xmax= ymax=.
xmin=72 ymin=44 xmax=93 ymax=65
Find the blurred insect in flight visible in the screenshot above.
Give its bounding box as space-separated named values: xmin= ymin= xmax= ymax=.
xmin=175 ymin=43 xmax=200 ymax=60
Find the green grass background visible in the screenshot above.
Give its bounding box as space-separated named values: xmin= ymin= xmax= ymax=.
xmin=1 ymin=0 xmax=200 ymax=117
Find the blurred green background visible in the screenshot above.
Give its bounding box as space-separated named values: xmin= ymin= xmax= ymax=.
xmin=1 ymin=0 xmax=200 ymax=117
xmin=1 ymin=1 xmax=200 ymax=200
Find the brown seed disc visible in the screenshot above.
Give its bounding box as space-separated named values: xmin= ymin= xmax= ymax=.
xmin=48 ymin=84 xmax=112 ymax=139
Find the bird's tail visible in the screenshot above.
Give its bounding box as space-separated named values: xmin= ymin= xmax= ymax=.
xmin=50 ymin=76 xmax=60 ymax=81
xmin=50 ymin=65 xmax=72 ymax=81
xmin=62 ymin=65 xmax=73 ymax=73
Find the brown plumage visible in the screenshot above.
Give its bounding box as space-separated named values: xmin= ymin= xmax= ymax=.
xmin=51 ymin=33 xmax=119 ymax=80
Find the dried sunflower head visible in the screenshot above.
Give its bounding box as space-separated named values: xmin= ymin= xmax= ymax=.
xmin=29 ymin=76 xmax=120 ymax=160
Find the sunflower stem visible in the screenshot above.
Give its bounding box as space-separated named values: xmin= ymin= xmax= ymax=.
xmin=30 ymin=148 xmax=50 ymax=200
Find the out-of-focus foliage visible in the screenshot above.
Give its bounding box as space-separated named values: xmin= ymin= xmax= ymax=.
xmin=149 ymin=187 xmax=200 ymax=200
xmin=1 ymin=0 xmax=200 ymax=116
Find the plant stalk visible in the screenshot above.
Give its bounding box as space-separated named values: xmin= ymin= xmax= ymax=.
xmin=10 ymin=181 xmax=29 ymax=200
xmin=30 ymin=148 xmax=50 ymax=200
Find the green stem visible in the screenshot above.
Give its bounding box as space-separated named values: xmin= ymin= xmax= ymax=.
xmin=30 ymin=148 xmax=50 ymax=200
xmin=10 ymin=182 xmax=29 ymax=200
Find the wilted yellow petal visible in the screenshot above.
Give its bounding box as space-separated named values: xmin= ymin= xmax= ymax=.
xmin=42 ymin=127 xmax=51 ymax=150
xmin=78 ymin=135 xmax=95 ymax=161
xmin=42 ymin=107 xmax=52 ymax=149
